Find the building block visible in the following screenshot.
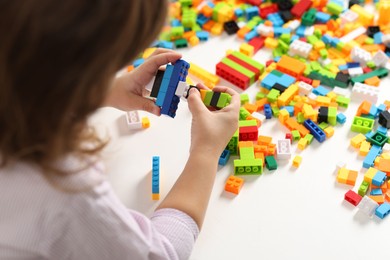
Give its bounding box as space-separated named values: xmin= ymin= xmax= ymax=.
xmin=226 ymin=130 xmax=239 ymax=155
xmin=188 ymin=63 xmax=219 ymax=86
xmin=357 ymin=196 xmax=379 ymax=217
xmin=292 ymin=155 xmax=302 ymax=168
xmin=276 ymin=55 xmax=306 ymax=77
xmin=368 ymin=131 xmax=388 ymax=147
xmin=358 ymin=180 xmax=370 ymax=197
xmin=351 ymin=82 xmax=380 ymax=104
xmin=379 ymin=111 xmax=390 ymax=129
xmin=337 ymin=168 xmax=358 ymax=186
xmin=276 ymin=139 xmax=292 ymax=160
xmin=225 ymin=175 xmax=244 ymax=195
xmin=345 ymin=190 xmax=362 ymax=206
xmin=152 ymin=156 xmax=160 ymax=200
xmin=375 ymin=203 xmax=390 ymax=219
xmin=363 ymin=145 xmax=382 ymax=168
xmin=304 ymin=119 xmax=326 ymax=143
xmin=372 ymin=171 xmax=387 ymax=186
xmin=126 ymin=111 xmax=150 ymax=130
xmin=219 ymin=149 xmax=231 ymax=166
xmin=291 ymin=0 xmax=312 ymax=18
xmin=265 ymin=155 xmax=277 ymax=170
xmin=351 ymin=116 xmax=375 ymax=134
xmin=216 ymin=61 xmax=250 ymax=90
xmin=234 ymin=158 xmax=263 ymax=175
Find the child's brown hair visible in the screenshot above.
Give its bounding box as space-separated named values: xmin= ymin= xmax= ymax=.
xmin=0 ymin=1 xmax=167 ymax=174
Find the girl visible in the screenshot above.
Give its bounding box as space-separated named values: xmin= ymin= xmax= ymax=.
xmin=0 ymin=1 xmax=239 ymax=259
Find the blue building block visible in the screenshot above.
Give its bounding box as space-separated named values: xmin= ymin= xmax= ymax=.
xmin=347 ymin=62 xmax=360 ymax=68
xmin=369 ymin=105 xmax=378 ymax=118
xmin=312 ymin=85 xmax=329 ymax=96
xmin=244 ymin=30 xmax=258 ymax=42
xmin=374 ymin=32 xmax=383 ymax=44
xmin=152 ymin=156 xmax=160 ymax=195
xmin=304 ymin=119 xmax=326 ymax=142
xmin=267 ymin=13 xmax=284 ymax=27
xmin=330 ymin=38 xmax=340 ymax=47
xmin=196 ymin=14 xmax=209 ymax=27
xmin=377 ymin=104 xmax=386 ymax=113
xmin=377 ymin=126 xmax=388 ymax=135
xmin=321 ymin=34 xmax=332 ymax=45
xmin=363 ymin=145 xmax=382 ymax=168
xmin=337 ymin=113 xmax=346 ymax=124
xmin=370 ymin=189 xmax=383 ymax=196
xmin=280 ymin=106 xmax=294 ymax=116
xmin=338 ymin=64 xmax=348 ymax=70
xmin=375 ymin=202 xmax=390 ymax=219
xmin=235 ymin=8 xmax=244 ymax=18
xmin=196 ymin=31 xmax=209 ymax=41
xmin=246 ymin=6 xmax=259 ymax=20
xmin=133 ymin=58 xmax=144 ymax=68
xmin=273 ymin=27 xmax=291 ymax=37
xmin=315 ymin=12 xmax=331 ymax=23
xmin=296 ymin=25 xmax=306 ymax=37
xmin=160 ymin=60 xmax=189 ymax=118
xmin=156 ymin=65 xmax=174 ymax=107
xmin=171 ymin=19 xmax=182 ymax=27
xmin=264 ymin=104 xmax=272 ymax=119
xmin=157 ymin=41 xmax=174 ymax=49
xmin=219 ymin=149 xmax=231 ymax=166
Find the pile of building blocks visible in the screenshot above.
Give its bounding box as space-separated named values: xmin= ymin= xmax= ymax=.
xmin=140 ymin=0 xmax=390 ymax=210
xmin=338 ymin=100 xmax=390 ymax=219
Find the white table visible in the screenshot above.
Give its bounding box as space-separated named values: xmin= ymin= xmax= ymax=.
xmin=90 ymin=35 xmax=390 ymax=260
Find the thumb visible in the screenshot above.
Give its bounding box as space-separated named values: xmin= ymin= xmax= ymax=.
xmin=187 ymin=87 xmax=206 ymax=115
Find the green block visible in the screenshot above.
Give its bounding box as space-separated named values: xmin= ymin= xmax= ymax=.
xmin=304 ymin=134 xmax=314 ymax=144
xmin=328 ymin=107 xmax=337 ymax=126
xmin=327 ymin=2 xmax=343 ymax=15
xmin=310 ymin=61 xmax=322 ymax=71
xmin=273 ymin=48 xmax=284 ymax=58
xmin=267 ymin=89 xmax=280 ymax=103
xmin=159 ymin=31 xmax=171 ymax=41
xmin=226 ymin=130 xmax=239 ymax=155
xmin=297 ymin=112 xmax=305 ymax=124
xmin=239 ymin=119 xmax=257 ymax=127
xmin=216 ymin=93 xmax=231 ymax=108
xmin=265 ymin=155 xmax=277 ymax=170
xmin=302 ymin=8 xmax=317 ymax=26
xmin=307 ymin=35 xmax=319 ymax=45
xmin=231 ymin=51 xmax=265 ymax=74
xmin=271 ymin=69 xmax=283 ymax=77
xmin=368 ymin=131 xmax=389 ymax=147
xmin=174 ymin=38 xmax=188 ymax=48
xmin=240 ymin=93 xmax=250 ymax=105
xmin=234 ymin=158 xmax=263 ymax=175
xmin=221 ymin=57 xmax=256 ymax=84
xmin=319 ymin=122 xmax=329 ymax=130
xmin=239 ymin=107 xmax=251 ymax=120
xmin=351 ymin=68 xmax=388 ymax=85
xmin=351 ymin=116 xmax=375 ymax=134
xmin=278 ymin=40 xmax=289 ymax=52
xmin=271 ymin=106 xmax=280 ymax=117
xmin=336 ymin=96 xmax=350 ymax=108
xmin=179 ymin=0 xmax=192 ymax=7
xmin=358 ymin=180 xmax=370 ymax=197
xmin=336 ymin=41 xmax=345 ymax=51
xmin=239 ymin=146 xmax=255 ymax=160
xmin=192 ymin=24 xmax=201 ymax=32
xmin=203 ymin=91 xmax=213 ymax=106
xmin=365 ymin=37 xmax=374 ymax=45
xmin=291 ymin=130 xmax=300 ymax=141
xmin=256 ymin=92 xmax=266 ymax=100
xmin=171 ymin=26 xmax=184 ymax=38
xmin=366 ymin=61 xmax=376 ymax=69
xmin=280 ymin=33 xmax=291 ymax=44
xmin=314 ymin=29 xmax=322 ymax=39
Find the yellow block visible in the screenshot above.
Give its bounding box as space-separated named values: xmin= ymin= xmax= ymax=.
xmin=278 ymin=109 xmax=290 ymax=124
xmin=278 ymin=84 xmax=299 ymax=107
xmin=350 ymin=4 xmax=374 ymax=26
xmin=326 ymin=91 xmax=337 ymax=102
xmin=152 ymin=193 xmax=160 ymax=200
xmin=316 ymin=96 xmax=331 ymax=107
xmin=189 ymin=63 xmax=220 ymax=85
xmin=143 ymin=47 xmax=157 ymax=59
xmin=298 ymin=138 xmax=308 ymax=150
xmin=359 ymin=140 xmax=371 ymax=156
xmin=240 ymin=43 xmax=255 ymax=57
xmin=364 ymin=167 xmax=378 ymax=183
xmin=324 ymin=126 xmax=334 ymax=138
xmin=292 ymin=155 xmax=302 ymax=167
xmin=265 ymin=37 xmax=278 ymax=49
xmin=350 ymin=133 xmax=366 ymax=148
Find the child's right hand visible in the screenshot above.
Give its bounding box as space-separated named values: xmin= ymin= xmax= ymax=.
xmin=187 ymin=84 xmax=240 ymax=158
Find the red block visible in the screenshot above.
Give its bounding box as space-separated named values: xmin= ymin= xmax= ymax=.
xmin=245 ymin=0 xmax=262 ymax=5
xmin=266 ymin=60 xmax=275 ymax=67
xmin=227 ymin=54 xmax=261 ymax=78
xmin=285 ymin=133 xmax=292 ymax=143
xmin=259 ymin=4 xmax=278 ymax=19
xmin=298 ymin=75 xmax=313 ymax=85
xmin=363 ymin=67 xmax=372 ymax=74
xmin=344 ymin=190 xmax=362 ymax=206
xmin=239 ymin=126 xmax=258 ymax=141
xmin=291 ymin=0 xmax=312 ymax=17
xmin=216 ymin=62 xmax=250 ymax=90
xmin=248 ymin=37 xmax=265 ymax=53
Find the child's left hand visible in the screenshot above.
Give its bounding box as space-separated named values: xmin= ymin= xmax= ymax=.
xmin=104 ymin=48 xmax=182 ymax=115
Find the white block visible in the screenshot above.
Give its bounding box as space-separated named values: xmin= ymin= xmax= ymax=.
xmin=287 ymin=20 xmax=301 ymax=31
xmin=251 ymin=112 xmax=266 ymax=124
xmin=351 ymin=82 xmax=380 ymax=104
xmin=351 ymin=47 xmax=372 ymax=65
xmin=340 ymin=10 xmax=359 ymax=24
xmin=383 ymin=143 xmax=390 ymax=153
xmin=319 ymin=58 xmax=332 ymax=66
xmin=347 ymin=67 xmax=364 ymax=77
xmin=357 ymin=196 xmax=379 ymax=217
xmin=126 ymin=111 xmax=142 ymax=130
xmin=382 ymin=34 xmax=390 ymax=45
xmin=175 ymin=81 xmax=189 ymax=100
xmin=288 ymin=39 xmax=312 ymax=58
xmin=307 ymin=92 xmax=318 ymax=100
xmin=339 ymin=26 xmax=366 ymax=43
xmin=297 ymin=81 xmax=313 ymax=95
xmin=372 ymin=50 xmax=389 ymax=67
xmin=276 ymin=139 xmax=292 ymax=160
xmin=304 ymin=26 xmax=315 ymax=37
xmin=333 ymin=86 xmax=350 ymax=97
xmin=256 ymin=24 xmax=273 ymax=37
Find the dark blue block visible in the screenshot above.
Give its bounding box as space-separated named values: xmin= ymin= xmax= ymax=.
xmin=303 ymin=119 xmax=326 ymax=143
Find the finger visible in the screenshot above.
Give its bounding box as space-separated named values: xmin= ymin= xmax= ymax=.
xmin=131 ymin=95 xmax=161 ymax=116
xmin=212 ymin=86 xmax=240 ymax=112
xmin=196 ymin=83 xmax=210 ymax=91
xmin=187 ymin=87 xmax=208 ymax=115
xmin=133 ymin=52 xmax=182 ymax=86
xmin=148 ymin=48 xmax=176 ymax=57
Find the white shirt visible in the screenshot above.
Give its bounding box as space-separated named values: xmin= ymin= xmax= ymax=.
xmin=0 ymin=157 xmax=199 ymax=259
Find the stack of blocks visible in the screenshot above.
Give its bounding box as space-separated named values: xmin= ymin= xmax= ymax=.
xmin=152 ymin=156 xmax=160 ymax=200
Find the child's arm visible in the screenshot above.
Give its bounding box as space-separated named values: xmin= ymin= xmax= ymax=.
xmin=157 ymin=85 xmax=240 ymax=229
xmin=104 ymin=49 xmax=182 ymax=114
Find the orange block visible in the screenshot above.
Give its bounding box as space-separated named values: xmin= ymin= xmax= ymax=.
xmin=255 ymin=98 xmax=269 ymax=110
xmin=312 ymin=79 xmax=320 ymax=87
xmin=385 ymin=100 xmax=390 ymax=109
xmin=183 ymin=31 xmax=196 ymax=40
xmin=361 ymin=44 xmax=385 ymax=53
xmin=237 ymin=27 xmax=250 ymax=39
xmin=258 ymin=135 xmax=272 ymax=145
xmin=203 ymin=20 xmax=215 ymax=31
xmin=276 ymin=55 xmax=306 ymax=77
xmin=244 ymin=103 xmax=259 ymax=114
xmin=284 ymin=118 xmax=310 ymax=137
xmin=357 ymin=100 xmax=372 ymax=116
xmin=225 ymin=176 xmax=244 ymax=195
xmin=377 ymin=158 xmax=390 ymax=176
xmin=127 ymin=65 xmax=135 ymax=72
xmin=238 ymin=141 xmax=254 ymax=148
xmin=255 ymin=152 xmax=265 ymax=165
xmin=201 ymin=5 xmax=213 ymax=17
xmin=346 ymin=170 xmax=358 ymax=186
xmin=369 ymin=195 xmax=385 ymax=205
xmin=364 ymin=76 xmax=380 ymax=86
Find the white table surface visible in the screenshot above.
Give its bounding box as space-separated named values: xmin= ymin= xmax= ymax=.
xmin=90 ymin=35 xmax=390 ymax=260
